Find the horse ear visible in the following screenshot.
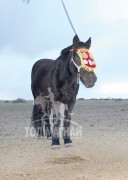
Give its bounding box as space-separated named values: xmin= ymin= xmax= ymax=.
xmin=85 ymin=37 xmax=91 ymax=49
xmin=73 ymin=34 xmax=80 ymax=47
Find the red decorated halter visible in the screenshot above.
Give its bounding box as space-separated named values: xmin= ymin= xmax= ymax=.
xmin=70 ymin=48 xmax=96 ymax=72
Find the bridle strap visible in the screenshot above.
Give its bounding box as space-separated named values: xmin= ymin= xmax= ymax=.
xmin=71 ymin=52 xmax=82 ymax=84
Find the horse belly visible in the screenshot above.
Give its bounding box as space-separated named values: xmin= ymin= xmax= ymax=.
xmin=31 ymin=59 xmax=53 ymax=97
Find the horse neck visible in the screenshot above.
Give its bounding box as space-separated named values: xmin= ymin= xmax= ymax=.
xmin=57 ymin=53 xmax=78 ymax=82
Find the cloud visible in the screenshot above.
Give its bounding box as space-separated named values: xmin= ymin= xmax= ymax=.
xmin=36 ymin=48 xmax=61 ymax=60
xmin=0 ymin=47 xmax=32 ymax=100
xmin=0 ymin=47 xmax=61 ymax=100
xmin=99 ymin=82 xmax=128 ymax=97
xmin=87 ymin=0 xmax=128 ymax=22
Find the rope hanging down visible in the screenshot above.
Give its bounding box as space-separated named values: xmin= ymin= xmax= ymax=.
xmin=24 ymin=0 xmax=77 ymax=35
xmin=61 ymin=0 xmax=77 ymax=35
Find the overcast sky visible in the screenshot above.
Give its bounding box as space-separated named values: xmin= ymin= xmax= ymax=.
xmin=0 ymin=0 xmax=128 ymax=100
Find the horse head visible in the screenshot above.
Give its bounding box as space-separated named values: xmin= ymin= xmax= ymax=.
xmin=61 ymin=35 xmax=97 ymax=88
xmin=70 ymin=35 xmax=97 ymax=88
xmin=71 ymin=35 xmax=97 ymax=88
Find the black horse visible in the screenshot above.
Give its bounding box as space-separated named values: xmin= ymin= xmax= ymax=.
xmin=31 ymin=35 xmax=97 ymax=148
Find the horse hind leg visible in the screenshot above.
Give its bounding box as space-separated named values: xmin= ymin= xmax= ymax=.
xmin=43 ymin=100 xmax=52 ymax=139
xmin=31 ymin=96 xmax=44 ymax=138
xmin=43 ymin=115 xmax=52 ymax=139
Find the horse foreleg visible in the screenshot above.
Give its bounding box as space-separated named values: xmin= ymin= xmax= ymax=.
xmin=63 ymin=109 xmax=72 ymax=146
xmin=63 ymin=101 xmax=75 ymax=146
xmin=51 ymin=113 xmax=60 ymax=148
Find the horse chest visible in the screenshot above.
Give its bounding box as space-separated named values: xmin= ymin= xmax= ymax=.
xmin=58 ymin=81 xmax=78 ymax=102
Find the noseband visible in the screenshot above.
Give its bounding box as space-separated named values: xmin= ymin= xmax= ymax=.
xmin=70 ymin=48 xmax=96 ymax=84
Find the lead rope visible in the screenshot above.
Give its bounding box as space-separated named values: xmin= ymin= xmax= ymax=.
xmin=61 ymin=0 xmax=77 ymax=35
xmin=25 ymin=0 xmax=77 ymax=35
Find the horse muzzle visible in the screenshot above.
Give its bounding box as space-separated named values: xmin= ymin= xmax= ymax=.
xmin=80 ymin=72 xmax=97 ymax=88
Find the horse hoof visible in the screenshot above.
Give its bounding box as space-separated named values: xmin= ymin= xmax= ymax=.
xmin=51 ymin=139 xmax=60 ymax=149
xmin=64 ymin=143 xmax=73 ymax=147
xmin=47 ymin=133 xmax=52 ymax=139
xmin=36 ymin=134 xmax=44 ymax=139
xmin=64 ymin=139 xmax=73 ymax=147
xmin=48 ymin=136 xmax=52 ymax=140
xmin=51 ymin=145 xmax=60 ymax=149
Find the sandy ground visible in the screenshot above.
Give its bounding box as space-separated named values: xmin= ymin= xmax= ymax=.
xmin=0 ymin=99 xmax=128 ymax=180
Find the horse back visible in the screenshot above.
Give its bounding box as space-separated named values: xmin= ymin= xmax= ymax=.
xmin=31 ymin=59 xmax=54 ymax=98
xmin=31 ymin=59 xmax=54 ymax=78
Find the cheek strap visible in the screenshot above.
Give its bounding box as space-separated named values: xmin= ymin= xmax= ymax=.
xmin=71 ymin=56 xmax=82 ymax=84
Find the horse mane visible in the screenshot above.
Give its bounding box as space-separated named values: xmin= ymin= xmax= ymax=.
xmin=61 ymin=45 xmax=72 ymax=55
xmin=61 ymin=41 xmax=88 ymax=56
